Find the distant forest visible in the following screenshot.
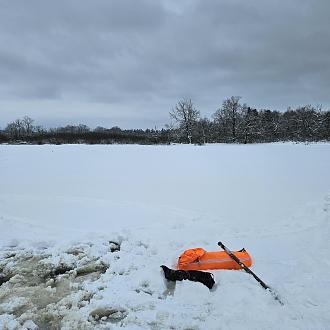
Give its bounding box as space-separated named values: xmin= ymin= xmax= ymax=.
xmin=1 ymin=97 xmax=330 ymax=145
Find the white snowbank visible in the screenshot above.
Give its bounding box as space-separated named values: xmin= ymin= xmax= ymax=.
xmin=0 ymin=143 xmax=330 ymax=329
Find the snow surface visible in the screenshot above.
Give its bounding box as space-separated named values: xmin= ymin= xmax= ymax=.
xmin=0 ymin=143 xmax=330 ymax=329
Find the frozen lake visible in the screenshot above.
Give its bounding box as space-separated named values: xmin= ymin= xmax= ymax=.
xmin=1 ymin=143 xmax=330 ymax=329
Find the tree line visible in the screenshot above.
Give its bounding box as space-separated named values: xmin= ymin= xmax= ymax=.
xmin=0 ymin=118 xmax=169 ymax=145
xmin=1 ymin=97 xmax=329 ymax=145
xmin=169 ymin=97 xmax=330 ymax=144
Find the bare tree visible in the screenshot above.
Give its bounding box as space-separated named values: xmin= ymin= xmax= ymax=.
xmin=4 ymin=122 xmax=18 ymax=139
xmin=213 ymin=96 xmax=242 ymax=142
xmin=5 ymin=119 xmax=24 ymax=139
xmin=22 ymin=116 xmax=34 ymax=136
xmin=169 ymin=99 xmax=200 ymax=144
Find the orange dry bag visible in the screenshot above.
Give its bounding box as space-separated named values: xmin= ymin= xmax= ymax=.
xmin=177 ymin=247 xmax=252 ymax=271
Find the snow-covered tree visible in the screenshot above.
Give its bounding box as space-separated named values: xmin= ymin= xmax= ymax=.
xmin=213 ymin=96 xmax=242 ymax=142
xmin=169 ymin=99 xmax=200 ymax=144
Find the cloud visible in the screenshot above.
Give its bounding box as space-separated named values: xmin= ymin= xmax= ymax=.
xmin=0 ymin=0 xmax=329 ymax=127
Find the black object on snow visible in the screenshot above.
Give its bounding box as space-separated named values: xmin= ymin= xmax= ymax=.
xmin=218 ymin=241 xmax=284 ymax=305
xmin=161 ymin=265 xmax=215 ymax=289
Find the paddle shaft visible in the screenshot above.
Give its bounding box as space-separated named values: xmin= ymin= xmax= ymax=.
xmin=218 ymin=241 xmax=284 ymax=305
xmin=218 ymin=241 xmax=269 ymax=289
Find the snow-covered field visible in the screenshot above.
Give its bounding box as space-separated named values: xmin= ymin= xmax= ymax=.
xmin=1 ymin=143 xmax=330 ymax=330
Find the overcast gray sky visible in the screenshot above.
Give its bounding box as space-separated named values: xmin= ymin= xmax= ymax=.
xmin=0 ymin=0 xmax=329 ymax=129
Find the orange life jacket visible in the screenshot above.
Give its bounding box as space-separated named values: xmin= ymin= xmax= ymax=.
xmin=177 ymin=247 xmax=253 ymax=271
